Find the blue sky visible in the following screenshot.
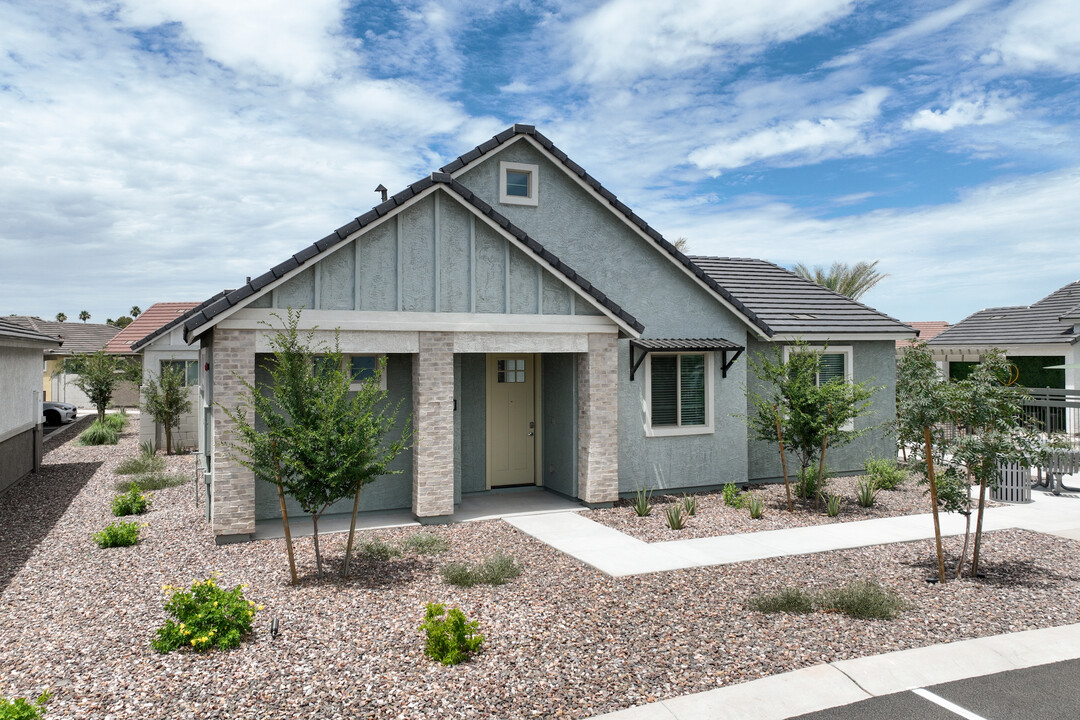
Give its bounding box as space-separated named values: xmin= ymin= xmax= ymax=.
xmin=2 ymin=0 xmax=1079 ymax=325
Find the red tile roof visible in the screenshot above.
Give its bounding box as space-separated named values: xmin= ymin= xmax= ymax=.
xmin=896 ymin=321 xmax=950 ymax=348
xmin=103 ymin=303 xmax=200 ymax=354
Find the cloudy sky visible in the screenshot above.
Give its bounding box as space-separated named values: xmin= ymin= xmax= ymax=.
xmin=2 ymin=0 xmax=1078 ymax=325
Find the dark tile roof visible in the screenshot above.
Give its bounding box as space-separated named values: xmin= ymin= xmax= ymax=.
xmin=440 ymin=124 xmax=771 ymax=337
xmin=104 ymin=302 xmax=201 ymax=354
xmin=688 ymin=257 xmax=914 ymax=336
xmin=631 ymin=338 xmax=743 ymax=351
xmin=929 ymin=281 xmax=1080 ymax=346
xmin=897 ymin=321 xmax=950 ymax=349
xmin=0 ymin=317 xmax=61 ymax=346
xmin=4 ymin=317 xmax=120 ymax=353
xmin=183 ymin=173 xmax=643 ymax=340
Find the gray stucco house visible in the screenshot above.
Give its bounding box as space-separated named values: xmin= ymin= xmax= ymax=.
xmin=182 ymin=125 xmax=913 ymax=543
xmin=0 ymin=318 xmax=60 ymax=492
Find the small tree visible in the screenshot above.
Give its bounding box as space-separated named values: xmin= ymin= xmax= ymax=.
xmin=79 ymin=310 xmax=91 ymax=322
xmin=56 ymin=312 xmax=67 ymax=322
xmin=60 ymin=351 xmax=142 ymax=422
xmin=142 ymin=363 xmax=193 ymax=455
xmin=222 ymin=310 xmax=412 ymax=581
xmin=747 ymin=341 xmax=878 ymax=508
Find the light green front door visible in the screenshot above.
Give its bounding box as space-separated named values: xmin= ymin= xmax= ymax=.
xmin=486 ymin=354 xmax=536 ymax=487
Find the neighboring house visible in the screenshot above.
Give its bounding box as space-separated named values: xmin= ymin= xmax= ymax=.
xmin=0 ymin=318 xmax=60 ymax=492
xmin=181 ymin=124 xmax=915 ymax=543
xmin=928 ymin=281 xmax=1080 ymax=433
xmin=896 ymin=321 xmax=950 ymax=352
xmin=108 ymin=303 xmax=202 ymax=451
xmin=4 ymin=317 xmax=120 ymax=407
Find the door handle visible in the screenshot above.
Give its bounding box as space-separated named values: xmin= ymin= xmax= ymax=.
xmin=527 ymin=431 xmax=534 ymax=436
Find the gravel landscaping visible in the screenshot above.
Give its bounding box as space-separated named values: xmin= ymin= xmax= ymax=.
xmin=3 ymin=423 xmax=1079 ymax=719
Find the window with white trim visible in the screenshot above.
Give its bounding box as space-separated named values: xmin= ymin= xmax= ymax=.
xmin=499 ymin=161 xmax=539 ymax=206
xmin=783 ymin=345 xmax=854 ymax=430
xmin=645 ymin=352 xmax=714 ymax=436
xmin=161 ymin=359 xmax=198 ymax=387
xmin=347 ymin=355 xmax=387 ymax=391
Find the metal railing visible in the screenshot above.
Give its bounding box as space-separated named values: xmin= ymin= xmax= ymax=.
xmin=1021 ymin=387 xmax=1080 ymax=436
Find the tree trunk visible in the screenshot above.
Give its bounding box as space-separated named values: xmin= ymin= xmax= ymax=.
xmin=774 ymin=405 xmax=793 ymax=513
xmin=164 ymin=423 xmax=173 ymax=456
xmin=273 ymin=449 xmax=298 ymax=585
xmin=956 ymin=510 xmax=971 ymax=579
xmin=924 ymin=426 xmax=947 ymax=583
xmin=970 ymin=467 xmax=990 ymax=576
xmin=815 ymin=434 xmax=829 ymax=511
xmin=312 ymin=513 xmax=323 ymax=578
xmin=342 ymin=481 xmax=364 ymax=578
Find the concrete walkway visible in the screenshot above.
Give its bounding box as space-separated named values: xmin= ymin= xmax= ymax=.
xmin=506 ymin=488 xmax=1080 ymax=577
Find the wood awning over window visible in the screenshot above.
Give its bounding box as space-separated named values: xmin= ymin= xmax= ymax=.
xmin=629 ymin=338 xmax=745 ymax=381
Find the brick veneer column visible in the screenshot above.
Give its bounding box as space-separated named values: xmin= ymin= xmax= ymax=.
xmin=577 ymin=332 xmax=619 ymax=505
xmin=211 ymin=328 xmax=256 ymax=540
xmin=412 ymin=332 xmax=455 ymax=519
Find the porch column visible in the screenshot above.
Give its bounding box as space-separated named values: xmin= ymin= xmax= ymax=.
xmin=577 ymin=332 xmax=619 ymax=505
xmin=412 ymin=331 xmax=455 ymax=519
xmin=211 ymin=328 xmax=256 ymax=541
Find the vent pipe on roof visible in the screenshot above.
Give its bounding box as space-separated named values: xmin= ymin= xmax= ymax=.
xmin=376 ymin=184 xmax=388 ymax=202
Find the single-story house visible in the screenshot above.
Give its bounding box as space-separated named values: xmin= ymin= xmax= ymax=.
xmin=928 ymin=281 xmax=1080 ymax=433
xmin=182 ymin=124 xmax=914 ymax=543
xmin=4 ymin=317 xmax=120 ymax=407
xmin=0 ymin=318 xmax=61 ymax=492
xmin=896 ymin=321 xmax=949 ymax=353
xmin=106 ymin=302 xmax=202 ymax=451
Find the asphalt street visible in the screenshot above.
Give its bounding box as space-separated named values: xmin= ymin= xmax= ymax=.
xmin=791 ymin=658 xmax=1080 ymax=720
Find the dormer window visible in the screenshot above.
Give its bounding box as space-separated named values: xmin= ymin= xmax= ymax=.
xmin=499 ymin=161 xmax=539 ymax=206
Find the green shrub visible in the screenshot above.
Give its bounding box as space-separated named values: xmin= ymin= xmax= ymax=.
xmin=360 ymin=539 xmax=402 ymax=561
xmin=152 ymin=577 xmax=260 ymax=653
xmin=747 ymin=588 xmax=814 ymax=614
xmin=747 ymin=495 xmax=765 ymax=519
xmin=825 ymin=493 xmax=842 ymax=517
xmin=116 ymin=453 xmax=166 ymax=476
xmin=0 ymin=691 xmax=50 ymax=720
xmin=855 ymin=477 xmax=879 ymax=508
xmin=116 ymin=473 xmax=187 ymax=492
xmin=402 ymin=532 xmax=449 ymax=555
xmin=665 ymin=504 xmax=686 ymax=530
xmin=722 ymin=482 xmax=746 ymax=508
xmin=796 ymin=464 xmax=830 ymax=499
xmin=111 ymin=484 xmax=151 ymax=516
xmin=78 ymin=421 xmax=119 ymax=446
xmin=681 ymin=493 xmax=698 ymax=516
xmin=817 ymin=580 xmax=910 ymax=620
xmin=631 ymin=487 xmax=653 ymax=517
xmin=864 ymin=458 xmax=907 ymax=491
xmin=102 ymin=413 xmax=128 ymax=432
xmin=441 ymin=552 xmax=521 ymax=587
xmin=420 ymin=602 xmax=483 ymax=666
xmin=92 ymin=520 xmax=141 ymax=548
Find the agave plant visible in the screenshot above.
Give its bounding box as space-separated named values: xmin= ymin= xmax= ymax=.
xmin=855 ymin=477 xmax=879 ymax=508
xmin=748 ymin=495 xmax=765 ymax=519
xmin=665 ymin=504 xmax=686 ymax=530
xmin=682 ymin=493 xmax=698 ymax=516
xmin=632 ymin=487 xmax=653 ymax=517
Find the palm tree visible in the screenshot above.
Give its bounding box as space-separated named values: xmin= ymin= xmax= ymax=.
xmin=78 ymin=310 xmax=90 ymax=322
xmin=792 ymin=260 xmax=888 ymax=301
xmin=55 ymin=312 xmax=67 ymax=322
xmin=130 ymin=306 xmax=141 ymax=317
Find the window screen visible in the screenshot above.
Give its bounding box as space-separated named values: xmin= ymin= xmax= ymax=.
xmin=818 ymin=353 xmax=846 ymax=385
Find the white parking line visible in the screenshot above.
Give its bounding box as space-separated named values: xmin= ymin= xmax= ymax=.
xmin=911 ymin=688 xmax=989 ymax=720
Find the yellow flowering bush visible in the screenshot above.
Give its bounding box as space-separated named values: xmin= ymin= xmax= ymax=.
xmin=152 ymin=577 xmax=261 ymax=653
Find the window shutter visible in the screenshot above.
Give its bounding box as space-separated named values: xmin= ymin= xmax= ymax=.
xmin=818 ymin=353 xmax=846 ymax=385
xmin=650 ymin=355 xmax=678 ymax=426
xmin=679 ymin=354 xmax=706 ymax=426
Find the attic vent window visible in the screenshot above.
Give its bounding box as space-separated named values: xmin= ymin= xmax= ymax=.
xmin=499 ymin=161 xmax=539 ymax=207
xmin=990 ymin=315 xmax=1005 ymax=319
xmin=790 ymin=313 xmax=818 ymax=320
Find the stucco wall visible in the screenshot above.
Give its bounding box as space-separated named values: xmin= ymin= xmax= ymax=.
xmin=140 ymin=340 xmax=200 ymax=451
xmin=1 ymin=344 xmax=43 ymax=491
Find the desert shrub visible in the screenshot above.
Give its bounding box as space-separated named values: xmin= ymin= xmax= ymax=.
xmin=402 ymin=532 xmax=449 ymax=555
xmin=116 ymin=473 xmax=187 ymax=492
xmin=722 ymin=482 xmax=746 ymax=508
xmin=747 ymin=588 xmax=814 ymax=614
xmin=116 ymin=452 xmax=166 ymax=476
xmin=631 ymin=487 xmax=653 ymax=517
xmin=111 ymin=485 xmax=151 ymax=516
xmin=747 ymin=495 xmax=765 ymax=519
xmin=441 ymin=552 xmax=521 ymax=587
xmin=92 ymin=520 xmax=141 ymax=548
xmin=817 ymin=580 xmax=909 ymax=620
xmin=419 ymin=603 xmax=483 ymax=666
xmin=0 ymin=691 xmax=50 ymax=720
xmin=102 ymin=413 xmax=128 ymax=432
xmin=796 ymin=464 xmax=830 ymax=499
xmin=681 ymin=493 xmax=698 ymax=516
xmin=864 ymin=458 xmax=907 ymax=491
xmin=825 ymin=493 xmax=842 ymax=517
xmin=152 ymin=577 xmax=261 ymax=653
xmin=665 ymin=505 xmax=686 ymax=530
xmin=360 ymin=539 xmax=402 ymax=561
xmin=78 ymin=421 xmax=119 ymax=446
xmin=855 ymin=477 xmax=879 ymax=508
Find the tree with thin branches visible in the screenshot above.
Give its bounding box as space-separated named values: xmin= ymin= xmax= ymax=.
xmin=142 ymin=362 xmax=193 ymax=454
xmin=60 ymin=351 xmax=142 ymax=422
xmin=792 ymin=260 xmax=888 ymax=300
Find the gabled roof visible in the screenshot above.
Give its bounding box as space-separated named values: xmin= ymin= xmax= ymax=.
xmin=4 ymin=317 xmax=119 ymax=354
xmin=131 ymin=293 xmax=227 ymax=352
xmin=104 ymin=302 xmax=201 ymax=354
xmin=930 ymin=280 xmax=1080 ymax=347
xmin=0 ymin=317 xmax=61 ymax=347
xmin=688 ymin=257 xmax=914 ymax=337
xmin=183 ymin=173 xmax=643 ymax=342
xmin=440 ymin=124 xmax=772 ymax=338
xmin=896 ymin=321 xmax=950 ymax=349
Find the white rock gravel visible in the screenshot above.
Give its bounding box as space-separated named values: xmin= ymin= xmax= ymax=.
xmin=2 ymin=429 xmax=1079 ymax=719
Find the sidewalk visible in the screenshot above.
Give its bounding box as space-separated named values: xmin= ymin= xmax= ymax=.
xmin=506 ymin=488 xmax=1080 ymax=577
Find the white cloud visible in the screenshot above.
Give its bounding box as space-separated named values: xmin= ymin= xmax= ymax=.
xmin=688 ymin=88 xmax=889 ymax=173
xmin=113 ymin=0 xmax=351 ymax=84
xmin=989 ymin=0 xmax=1080 ymax=73
xmin=905 ymin=93 xmax=1019 ymax=132
xmin=569 ymin=0 xmax=855 ymax=83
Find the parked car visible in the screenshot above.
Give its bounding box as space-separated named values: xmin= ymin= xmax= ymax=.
xmin=43 ymin=401 xmax=77 ymax=426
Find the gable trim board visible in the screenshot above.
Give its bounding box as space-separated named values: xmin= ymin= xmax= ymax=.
xmin=184 ymin=177 xmax=642 ymax=344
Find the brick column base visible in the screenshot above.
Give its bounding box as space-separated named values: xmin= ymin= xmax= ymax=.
xmin=577 ymin=333 xmax=619 ymax=505
xmin=412 ymin=332 xmax=455 ymax=518
xmin=211 ymin=328 xmax=256 ymax=538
